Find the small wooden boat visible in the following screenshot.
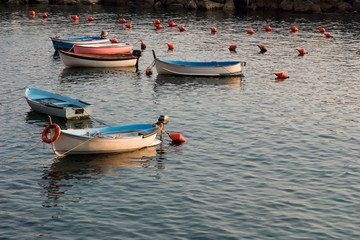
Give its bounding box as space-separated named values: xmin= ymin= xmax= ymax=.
xmin=24 ymin=87 xmax=92 ymax=119
xmin=59 ymin=50 xmax=141 ymax=68
xmin=74 ymin=43 xmax=133 ymax=55
xmin=51 ymin=33 xmax=110 ymax=51
xmin=152 ymin=50 xmax=245 ymax=77
xmin=42 ymin=115 xmax=169 ymax=156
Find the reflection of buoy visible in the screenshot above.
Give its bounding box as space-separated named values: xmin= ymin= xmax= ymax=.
xmin=168 ymin=133 xmax=186 ymax=145
xmin=291 ymin=26 xmax=298 ymax=32
xmin=325 ymin=32 xmax=333 ymax=38
xmin=88 ymin=16 xmax=94 ymax=22
xmin=30 ymin=11 xmax=35 ymax=16
xmin=141 ymin=40 xmax=146 ymax=50
xmin=168 ymin=21 xmax=177 ymax=27
xmin=264 ymin=26 xmax=272 ymax=32
xmin=258 ymin=45 xmax=267 ymax=53
xmin=179 ymin=26 xmax=185 ymax=32
xmin=126 ymin=23 xmax=132 ymax=29
xmin=211 ymin=27 xmax=217 ymax=33
xmin=146 ymin=68 xmax=153 ymax=76
xmin=247 ymin=29 xmax=255 ymax=34
xmin=319 ymin=27 xmax=325 ymax=33
xmin=42 ymin=13 xmax=48 ymax=18
xmin=229 ymin=45 xmax=237 ymax=51
xmin=110 ymin=38 xmax=119 ymax=43
xmin=167 ymin=43 xmax=174 ymax=50
xmin=156 ymin=24 xmax=163 ymax=29
xmin=274 ymin=72 xmax=289 ymax=79
xmin=297 ymin=48 xmax=307 ymax=56
xmin=120 ymin=18 xmax=127 ymax=23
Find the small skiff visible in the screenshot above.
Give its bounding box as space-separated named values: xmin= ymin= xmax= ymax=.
xmin=74 ymin=43 xmax=133 ymax=55
xmin=153 ymin=50 xmax=245 ymax=77
xmin=24 ymin=87 xmax=92 ymax=119
xmin=42 ymin=115 xmax=169 ymax=156
xmin=51 ymin=34 xmax=110 ymax=51
xmin=59 ymin=50 xmax=141 ymax=68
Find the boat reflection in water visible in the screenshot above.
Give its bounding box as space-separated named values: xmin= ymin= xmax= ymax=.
xmin=40 ymin=146 xmax=164 ymax=206
xmin=155 ymin=74 xmax=242 ymax=86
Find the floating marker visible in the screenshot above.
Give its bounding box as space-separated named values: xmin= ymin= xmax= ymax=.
xmin=247 ymin=29 xmax=255 ymax=34
xmin=155 ymin=19 xmax=160 ymax=25
xmin=274 ymin=72 xmax=289 ymax=79
xmin=319 ymin=27 xmax=325 ymax=33
xmin=88 ymin=16 xmax=94 ymax=22
xmin=168 ymin=133 xmax=186 ymax=145
xmin=258 ymin=45 xmax=267 ymax=53
xmin=120 ymin=18 xmax=127 ymax=23
xmin=30 ymin=11 xmax=35 ymax=16
xmin=168 ymin=22 xmax=177 ymax=27
xmin=297 ymin=48 xmax=307 ymax=56
xmin=146 ymin=68 xmax=153 ymax=76
xmin=167 ymin=43 xmax=174 ymax=50
xmin=156 ymin=24 xmax=163 ymax=29
xmin=71 ymin=15 xmax=79 ymax=20
xmin=211 ymin=27 xmax=217 ymax=33
xmin=179 ymin=26 xmax=185 ymax=32
xmin=110 ymin=38 xmax=119 ymax=43
xmin=126 ymin=23 xmax=132 ymax=29
xmin=42 ymin=13 xmax=48 ymax=18
xmin=264 ymin=26 xmax=272 ymax=32
xmin=291 ymin=26 xmax=298 ymax=32
xmin=229 ymin=45 xmax=237 ymax=51
xmin=325 ymin=32 xmax=333 ymax=38
xmin=141 ymin=40 xmax=146 ymax=50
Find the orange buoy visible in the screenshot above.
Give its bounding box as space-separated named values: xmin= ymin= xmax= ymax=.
xmin=324 ymin=32 xmax=333 ymax=38
xmin=168 ymin=21 xmax=177 ymax=27
xmin=30 ymin=10 xmax=35 ymax=16
xmin=168 ymin=133 xmax=186 ymax=144
xmin=120 ymin=18 xmax=127 ymax=23
xmin=229 ymin=44 xmax=237 ymax=51
xmin=247 ymin=29 xmax=255 ymax=34
xmin=156 ymin=24 xmax=163 ymax=29
xmin=88 ymin=16 xmax=94 ymax=22
xmin=319 ymin=27 xmax=325 ymax=33
xmin=42 ymin=13 xmax=48 ymax=18
xmin=297 ymin=48 xmax=307 ymax=56
xmin=141 ymin=40 xmax=146 ymax=50
xmin=110 ymin=38 xmax=119 ymax=43
xmin=146 ymin=68 xmax=153 ymax=76
xmin=274 ymin=72 xmax=289 ymax=79
xmin=258 ymin=45 xmax=267 ymax=53
xmin=71 ymin=15 xmax=78 ymax=20
xmin=211 ymin=27 xmax=217 ymax=33
xmin=126 ymin=23 xmax=132 ymax=29
xmin=291 ymin=26 xmax=298 ymax=32
xmin=178 ymin=26 xmax=185 ymax=32
xmin=155 ymin=19 xmax=161 ymax=25
xmin=264 ymin=26 xmax=272 ymax=32
xmin=167 ymin=43 xmax=174 ymax=50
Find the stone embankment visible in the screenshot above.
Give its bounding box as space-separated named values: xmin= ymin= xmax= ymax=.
xmin=3 ymin=0 xmax=360 ymax=14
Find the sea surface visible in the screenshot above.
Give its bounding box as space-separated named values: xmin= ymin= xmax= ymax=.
xmin=0 ymin=4 xmax=359 ymax=240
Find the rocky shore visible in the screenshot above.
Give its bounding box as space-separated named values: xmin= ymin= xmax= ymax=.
xmin=3 ymin=0 xmax=360 ymax=14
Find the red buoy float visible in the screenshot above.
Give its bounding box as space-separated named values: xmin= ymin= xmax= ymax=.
xmin=325 ymin=32 xmax=333 ymax=38
xmin=120 ymin=18 xmax=127 ymax=23
xmin=178 ymin=26 xmax=185 ymax=32
xmin=88 ymin=16 xmax=94 ymax=22
xmin=168 ymin=133 xmax=186 ymax=146
xmin=42 ymin=124 xmax=61 ymax=144
xmin=297 ymin=48 xmax=307 ymax=56
xmin=264 ymin=26 xmax=272 ymax=32
xmin=126 ymin=23 xmax=132 ymax=29
xmin=229 ymin=45 xmax=237 ymax=51
xmin=30 ymin=10 xmax=35 ymax=16
xmin=110 ymin=38 xmax=119 ymax=43
xmin=258 ymin=45 xmax=267 ymax=53
xmin=42 ymin=13 xmax=48 ymax=18
xmin=168 ymin=21 xmax=177 ymax=27
xmin=141 ymin=40 xmax=146 ymax=50
xmin=155 ymin=19 xmax=161 ymax=25
xmin=167 ymin=43 xmax=174 ymax=50
xmin=319 ymin=27 xmax=325 ymax=33
xmin=146 ymin=68 xmax=153 ymax=76
xmin=156 ymin=24 xmax=163 ymax=29
xmin=211 ymin=27 xmax=217 ymax=33
xmin=247 ymin=29 xmax=255 ymax=34
xmin=291 ymin=26 xmax=298 ymax=32
xmin=274 ymin=72 xmax=289 ymax=79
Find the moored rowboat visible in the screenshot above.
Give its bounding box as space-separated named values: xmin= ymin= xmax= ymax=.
xmin=51 ymin=32 xmax=110 ymax=51
xmin=74 ymin=43 xmax=133 ymax=55
xmin=59 ymin=50 xmax=141 ymax=68
xmin=24 ymin=87 xmax=92 ymax=119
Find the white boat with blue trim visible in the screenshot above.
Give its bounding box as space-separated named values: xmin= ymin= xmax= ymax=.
xmin=153 ymin=50 xmax=245 ymax=77
xmin=24 ymin=87 xmax=92 ymax=119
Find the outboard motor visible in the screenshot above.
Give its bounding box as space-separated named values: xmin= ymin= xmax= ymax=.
xmin=100 ymin=31 xmax=108 ymax=39
xmin=157 ymin=115 xmax=169 ymax=141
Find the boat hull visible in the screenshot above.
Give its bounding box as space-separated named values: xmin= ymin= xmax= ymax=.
xmin=24 ymin=88 xmax=92 ymax=119
xmin=59 ymin=50 xmax=139 ymax=68
xmin=51 ymin=124 xmax=160 ymax=156
xmin=154 ymin=58 xmax=244 ymax=76
xmin=51 ymin=37 xmax=110 ymax=51
xmin=74 ymin=43 xmax=133 ymax=55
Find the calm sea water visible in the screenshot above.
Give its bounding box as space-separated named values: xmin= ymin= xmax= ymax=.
xmin=0 ymin=4 xmax=359 ymax=239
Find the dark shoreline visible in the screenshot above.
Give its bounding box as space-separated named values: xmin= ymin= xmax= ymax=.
xmin=1 ymin=0 xmax=360 ymax=14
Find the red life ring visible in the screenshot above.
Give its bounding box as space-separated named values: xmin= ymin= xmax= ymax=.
xmin=42 ymin=124 xmax=61 ymax=143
